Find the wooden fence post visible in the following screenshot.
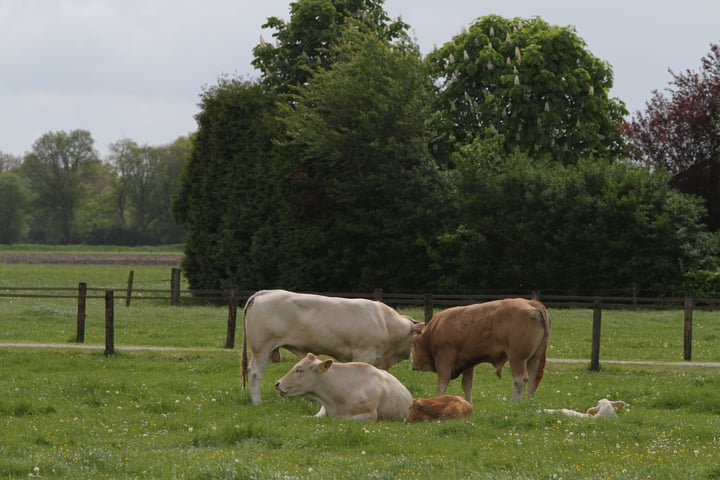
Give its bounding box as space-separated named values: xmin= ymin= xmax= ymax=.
xmin=424 ymin=293 xmax=433 ymax=323
xmin=125 ymin=270 xmax=134 ymax=307
xmin=373 ymin=288 xmax=383 ymax=301
xmin=590 ymin=298 xmax=602 ymax=371
xmin=105 ymin=290 xmax=115 ymax=356
xmin=76 ymin=282 xmax=87 ymax=343
xmin=684 ymin=296 xmax=693 ymax=361
xmin=226 ymin=288 xmax=238 ymax=349
xmin=170 ymin=268 xmax=181 ymax=305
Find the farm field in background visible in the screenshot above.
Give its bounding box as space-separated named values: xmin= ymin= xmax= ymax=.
xmin=0 ymin=244 xmax=184 ymax=254
xmin=2 ymin=255 xmax=720 ymax=478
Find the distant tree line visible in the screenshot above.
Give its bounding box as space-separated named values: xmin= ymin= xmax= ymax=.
xmin=172 ymin=0 xmax=720 ymax=296
xmin=0 ymin=132 xmax=189 ymax=246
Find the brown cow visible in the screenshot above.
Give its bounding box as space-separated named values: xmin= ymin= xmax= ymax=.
xmin=410 ymin=298 xmax=550 ymax=404
xmin=405 ymin=395 xmax=473 ymax=423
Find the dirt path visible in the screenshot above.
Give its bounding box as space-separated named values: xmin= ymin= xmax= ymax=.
xmin=1 ymin=342 xmax=719 ymax=367
xmin=0 ymin=252 xmax=183 ymax=265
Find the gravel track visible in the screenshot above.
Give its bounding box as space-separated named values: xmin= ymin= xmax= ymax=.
xmin=1 ymin=343 xmax=719 ymax=367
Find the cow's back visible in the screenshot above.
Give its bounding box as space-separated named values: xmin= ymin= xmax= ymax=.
xmin=426 ymin=298 xmax=543 ymax=341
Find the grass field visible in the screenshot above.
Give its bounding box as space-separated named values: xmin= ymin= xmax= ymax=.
xmin=2 ymin=348 xmax=720 ymax=479
xmin=2 ymin=258 xmax=720 ymax=479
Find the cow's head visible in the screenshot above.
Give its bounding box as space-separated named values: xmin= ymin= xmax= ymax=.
xmin=405 ymin=399 xmax=433 ymax=423
xmin=409 ymin=325 xmax=434 ymax=372
xmin=275 ymin=353 xmax=332 ymax=398
xmin=587 ymin=399 xmax=626 ymax=417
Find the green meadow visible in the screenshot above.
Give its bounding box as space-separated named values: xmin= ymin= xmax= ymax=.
xmin=2 ymin=259 xmax=720 ymax=479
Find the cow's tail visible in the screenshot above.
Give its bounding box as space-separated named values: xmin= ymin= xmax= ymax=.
xmin=241 ymin=291 xmax=259 ymax=390
xmin=529 ymin=300 xmax=551 ymax=388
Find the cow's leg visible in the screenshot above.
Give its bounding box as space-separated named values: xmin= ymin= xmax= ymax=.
xmin=525 ymin=353 xmax=543 ymax=400
xmin=508 ymin=355 xmax=529 ymax=403
xmin=315 ymin=406 xmax=327 ymax=417
xmin=346 ymin=411 xmax=378 ymax=421
xmin=460 ymin=367 xmax=475 ymax=404
xmin=248 ymin=351 xmax=271 ymax=405
xmin=434 ymin=350 xmax=455 ymax=396
xmin=436 ymin=376 xmax=450 ymax=396
xmin=434 ymin=363 xmax=453 ymax=396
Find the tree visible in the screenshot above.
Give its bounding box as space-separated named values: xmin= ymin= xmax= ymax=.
xmin=252 ymin=0 xmax=408 ymax=92
xmin=0 ymin=172 xmax=31 ymax=244
xmin=275 ymin=27 xmax=448 ymax=290
xmin=427 ymin=15 xmax=627 ymax=165
xmin=20 ymin=130 xmax=100 ymax=244
xmin=172 ymin=79 xmax=282 ymax=290
xmin=152 ymin=137 xmax=190 ymax=244
xmin=108 ymin=137 xmax=188 ymax=243
xmin=625 ymin=43 xmax=720 ymax=229
xmin=429 ymin=139 xmax=718 ymax=294
xmin=176 ymin=1 xmax=418 ymax=291
xmin=73 ymin=160 xmax=117 ymax=244
xmin=0 ymin=151 xmax=21 ymax=172
xmin=0 ymin=152 xmax=27 ymax=242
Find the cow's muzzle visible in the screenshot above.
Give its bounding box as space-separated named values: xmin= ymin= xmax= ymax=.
xmin=275 ymin=381 xmax=288 ymax=398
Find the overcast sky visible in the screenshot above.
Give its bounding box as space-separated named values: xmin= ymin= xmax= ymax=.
xmin=1 ymin=0 xmax=718 ymax=158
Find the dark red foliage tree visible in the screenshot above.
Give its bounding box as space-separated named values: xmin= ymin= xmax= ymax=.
xmin=625 ymin=43 xmax=720 ymax=229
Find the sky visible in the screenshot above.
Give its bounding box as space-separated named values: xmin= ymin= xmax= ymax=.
xmin=1 ymin=0 xmax=718 ymax=159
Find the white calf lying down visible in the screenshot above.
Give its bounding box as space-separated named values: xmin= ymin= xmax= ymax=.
xmin=544 ymin=398 xmax=627 ymax=419
xmin=275 ymin=353 xmax=412 ymax=421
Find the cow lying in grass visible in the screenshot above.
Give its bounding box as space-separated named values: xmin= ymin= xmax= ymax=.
xmin=405 ymin=395 xmax=473 ymax=423
xmin=544 ymin=399 xmax=627 ymax=418
xmin=275 ymin=353 xmax=412 ymax=421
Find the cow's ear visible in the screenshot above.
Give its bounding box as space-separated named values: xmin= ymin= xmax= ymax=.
xmin=318 ymin=359 xmax=333 ymax=372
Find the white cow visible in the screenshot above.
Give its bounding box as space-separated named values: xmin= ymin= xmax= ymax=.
xmin=241 ymin=289 xmax=422 ymax=405
xmin=275 ymin=353 xmax=413 ymax=421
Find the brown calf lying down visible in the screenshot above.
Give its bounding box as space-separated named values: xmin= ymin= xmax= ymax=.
xmin=405 ymin=395 xmax=473 ymax=423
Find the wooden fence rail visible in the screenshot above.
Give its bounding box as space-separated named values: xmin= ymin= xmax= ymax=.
xmin=2 ymin=284 xmax=718 ymax=368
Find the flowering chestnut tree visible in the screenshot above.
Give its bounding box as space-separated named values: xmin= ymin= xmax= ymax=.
xmin=427 ymin=15 xmax=627 ymax=165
